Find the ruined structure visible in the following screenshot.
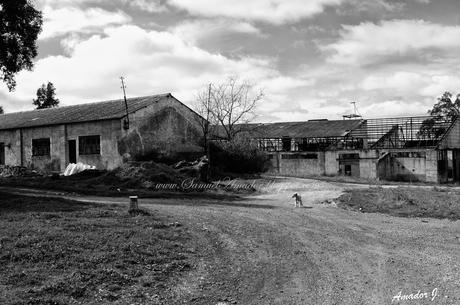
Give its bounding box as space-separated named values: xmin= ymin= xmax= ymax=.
xmin=241 ymin=116 xmax=460 ymax=183
xmin=0 ymin=94 xmax=204 ymax=173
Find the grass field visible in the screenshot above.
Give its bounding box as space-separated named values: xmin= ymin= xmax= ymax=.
xmin=337 ymin=187 xmax=460 ymax=220
xmin=0 ymin=192 xmax=194 ymax=305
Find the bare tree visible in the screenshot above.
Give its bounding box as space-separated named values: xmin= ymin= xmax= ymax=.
xmin=194 ymin=84 xmax=213 ymax=152
xmin=197 ymin=77 xmax=263 ymax=143
xmin=195 ymin=77 xmax=263 ymax=143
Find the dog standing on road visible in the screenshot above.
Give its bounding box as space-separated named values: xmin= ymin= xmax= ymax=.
xmin=292 ymin=193 xmax=303 ymax=208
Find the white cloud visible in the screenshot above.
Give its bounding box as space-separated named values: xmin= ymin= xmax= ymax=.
xmin=121 ymin=0 xmax=168 ymax=13
xmin=172 ymin=19 xmax=262 ymax=44
xmin=360 ymin=72 xmax=425 ymax=92
xmin=360 ymin=100 xmax=428 ymax=117
xmin=325 ymin=20 xmax=460 ymax=65
xmin=167 ymin=0 xmax=344 ymax=24
xmin=40 ymin=6 xmax=131 ymax=39
xmin=3 ymin=25 xmax=306 ymax=119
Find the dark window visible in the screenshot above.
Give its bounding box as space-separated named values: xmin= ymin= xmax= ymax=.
xmin=79 ymin=135 xmax=100 ymax=155
xmin=282 ymin=137 xmax=291 ymax=151
xmin=344 ymin=164 xmax=352 ymax=176
xmin=32 ymin=138 xmax=50 ymax=156
xmin=339 ymin=153 xmax=360 ymax=160
xmin=0 ymin=143 xmax=5 ymax=165
xmin=392 ymin=152 xmax=426 ymax=158
xmin=281 ymin=153 xmax=318 ymax=160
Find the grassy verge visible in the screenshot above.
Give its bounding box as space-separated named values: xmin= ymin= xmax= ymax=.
xmin=0 ymin=192 xmax=194 ymax=304
xmin=0 ymin=175 xmax=245 ymax=200
xmin=337 ymin=187 xmax=460 ymax=220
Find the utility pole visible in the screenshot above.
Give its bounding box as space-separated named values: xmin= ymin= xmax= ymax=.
xmin=120 ymin=76 xmax=129 ymax=130
xmin=205 ymin=83 xmax=212 ymax=182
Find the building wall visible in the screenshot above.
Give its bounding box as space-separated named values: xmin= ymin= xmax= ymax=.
xmin=376 ymin=149 xmax=438 ymax=183
xmin=325 ymin=151 xmax=339 ymax=176
xmin=267 ymin=152 xmax=325 ymax=177
xmin=426 ymin=150 xmax=439 ymax=183
xmin=0 ymin=129 xmax=21 ymax=166
xmin=0 ymin=96 xmax=204 ymax=172
xmin=359 ymin=150 xmax=378 ymax=179
xmin=66 ymin=120 xmax=123 ymax=170
xmin=378 ymin=154 xmax=426 ymax=182
xmin=118 ymin=95 xmax=204 ymax=160
xmin=22 ymin=125 xmax=65 ymax=172
xmin=267 ymin=148 xmax=441 ymax=182
xmin=438 ymin=118 xmax=460 ymax=149
xmin=0 ymin=119 xmax=123 ymax=172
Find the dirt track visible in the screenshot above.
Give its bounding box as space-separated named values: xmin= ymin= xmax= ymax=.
xmin=2 ymin=178 xmax=460 ymax=304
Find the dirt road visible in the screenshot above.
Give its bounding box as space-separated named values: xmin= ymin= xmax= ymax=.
xmin=2 ymin=178 xmax=459 ymax=304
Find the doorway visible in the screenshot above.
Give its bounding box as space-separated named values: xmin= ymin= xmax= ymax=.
xmin=68 ymin=140 xmax=77 ymax=164
xmin=0 ymin=143 xmax=4 ymax=165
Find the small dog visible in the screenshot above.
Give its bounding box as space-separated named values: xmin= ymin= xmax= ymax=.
xmin=292 ymin=193 xmax=303 ymax=208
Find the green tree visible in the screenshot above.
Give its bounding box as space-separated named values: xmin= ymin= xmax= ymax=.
xmin=418 ymin=92 xmax=459 ymax=140
xmin=0 ymin=106 xmax=3 ymax=114
xmin=0 ymin=0 xmax=42 ymax=91
xmin=428 ymin=91 xmax=460 ymax=120
xmin=33 ymin=82 xmax=60 ymax=109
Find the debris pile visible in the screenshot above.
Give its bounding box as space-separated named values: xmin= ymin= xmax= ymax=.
xmin=173 ymin=155 xmax=209 ymax=179
xmin=0 ymin=165 xmax=40 ymax=178
xmin=113 ymin=161 xmax=185 ymax=185
xmin=63 ymin=162 xmax=96 ymax=176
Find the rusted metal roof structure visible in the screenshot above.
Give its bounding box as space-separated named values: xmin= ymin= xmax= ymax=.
xmin=214 ymin=119 xmax=364 ymax=139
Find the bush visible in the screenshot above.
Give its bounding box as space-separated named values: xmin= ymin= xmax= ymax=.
xmin=209 ymin=137 xmax=270 ymax=174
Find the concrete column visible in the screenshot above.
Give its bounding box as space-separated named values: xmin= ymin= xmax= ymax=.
xmin=425 ymin=150 xmax=438 ymax=183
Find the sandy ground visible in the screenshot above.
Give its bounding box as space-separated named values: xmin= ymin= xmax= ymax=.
xmin=1 ymin=177 xmax=459 ymax=305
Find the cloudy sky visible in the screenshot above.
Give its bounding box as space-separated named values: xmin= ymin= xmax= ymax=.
xmin=1 ymin=0 xmax=460 ymax=121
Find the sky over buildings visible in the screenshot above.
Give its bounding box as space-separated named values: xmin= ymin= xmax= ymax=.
xmin=1 ymin=0 xmax=460 ymax=121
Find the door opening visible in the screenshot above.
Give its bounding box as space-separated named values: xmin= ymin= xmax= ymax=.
xmin=0 ymin=143 xmax=5 ymax=165
xmin=68 ymin=140 xmax=77 ymax=164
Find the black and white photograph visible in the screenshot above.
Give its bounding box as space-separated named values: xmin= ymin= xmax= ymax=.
xmin=0 ymin=0 xmax=459 ymax=304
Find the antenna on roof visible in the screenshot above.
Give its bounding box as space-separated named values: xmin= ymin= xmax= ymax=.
xmin=343 ymin=101 xmax=362 ymax=120
xmin=120 ymin=76 xmax=130 ymax=130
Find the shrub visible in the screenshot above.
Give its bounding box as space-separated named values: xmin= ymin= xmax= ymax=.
xmin=209 ymin=137 xmax=270 ymax=174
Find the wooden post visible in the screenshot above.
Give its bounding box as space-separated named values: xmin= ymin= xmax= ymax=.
xmin=129 ymin=196 xmax=138 ymax=213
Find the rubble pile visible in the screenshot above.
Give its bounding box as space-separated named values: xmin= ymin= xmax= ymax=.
xmin=0 ymin=165 xmax=40 ymax=178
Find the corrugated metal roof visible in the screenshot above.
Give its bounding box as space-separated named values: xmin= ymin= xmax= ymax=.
xmin=215 ymin=119 xmax=364 ymax=139
xmin=0 ymin=94 xmax=171 ymax=130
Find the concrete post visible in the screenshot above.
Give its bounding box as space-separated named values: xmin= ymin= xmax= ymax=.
xmin=129 ymin=196 xmax=139 ymax=213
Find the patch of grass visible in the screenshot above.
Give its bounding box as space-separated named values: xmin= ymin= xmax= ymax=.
xmin=337 ymin=187 xmax=460 ymax=220
xmin=0 ymin=192 xmax=194 ymax=305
